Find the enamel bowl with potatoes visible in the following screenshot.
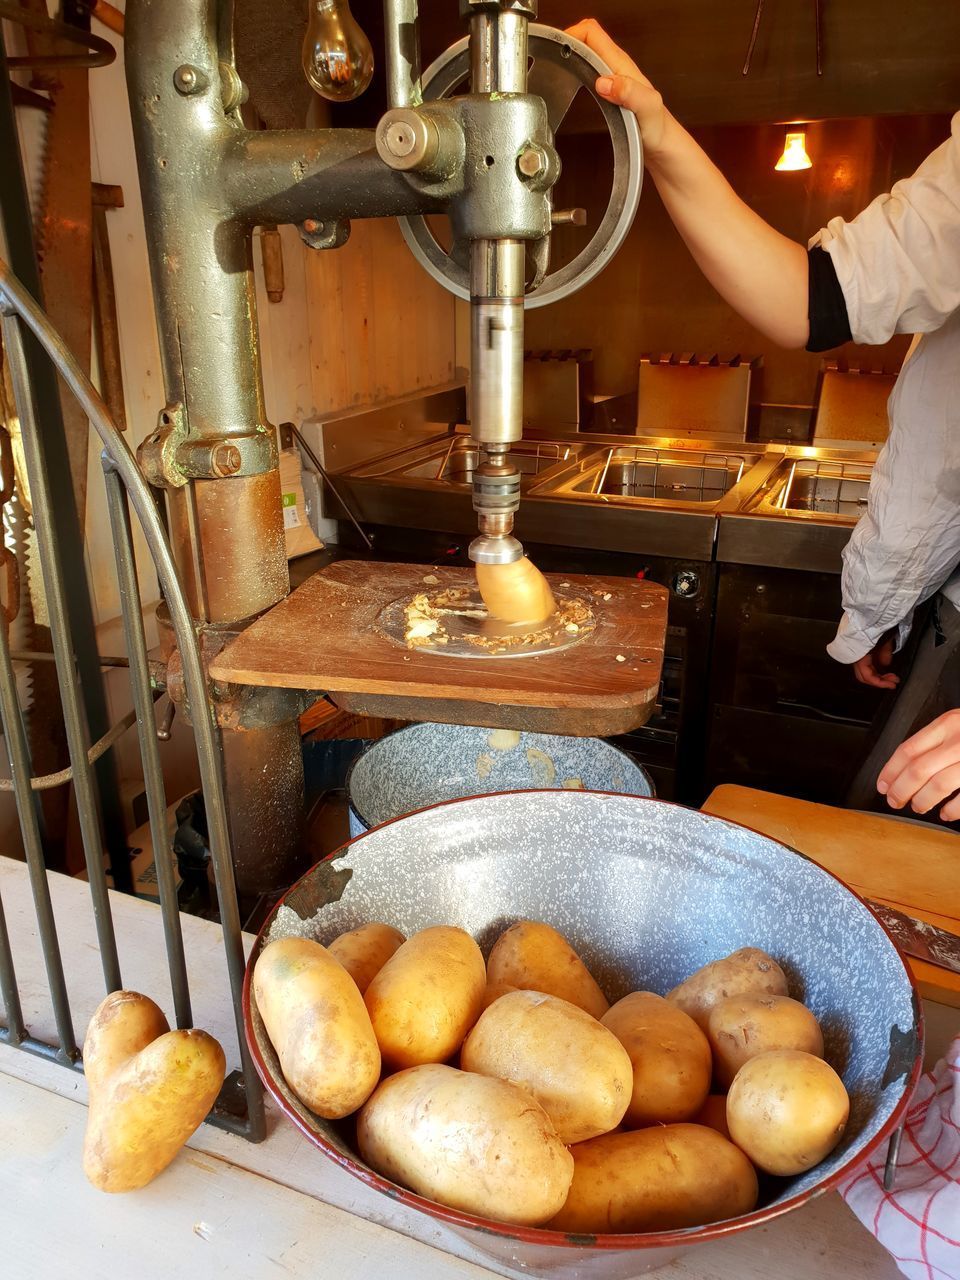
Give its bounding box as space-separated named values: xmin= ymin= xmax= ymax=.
xmin=243 ymin=791 xmax=922 ymax=1279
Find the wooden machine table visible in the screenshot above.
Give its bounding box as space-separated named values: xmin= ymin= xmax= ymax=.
xmin=703 ymin=785 xmax=960 ymax=1008
xmin=211 ymin=561 xmax=668 ymax=736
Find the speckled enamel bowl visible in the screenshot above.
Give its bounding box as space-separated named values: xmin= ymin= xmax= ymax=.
xmin=345 ymin=722 xmax=654 ymax=837
xmin=244 ymin=791 xmax=922 ymax=1279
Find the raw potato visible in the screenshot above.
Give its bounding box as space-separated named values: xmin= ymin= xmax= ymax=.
xmin=549 ymin=1124 xmax=758 ymax=1233
xmin=462 ymin=990 xmax=632 ymax=1143
xmin=707 ymin=993 xmax=824 ymax=1089
xmin=481 ymin=980 xmax=518 ymax=1010
xmin=83 ymin=988 xmax=168 ymax=1090
xmin=602 ymin=991 xmax=712 ymax=1127
xmin=83 ymin=990 xmax=225 ymax=1193
xmin=476 ymin=557 xmax=556 ymax=625
xmin=487 ymin=921 xmax=609 ymax=1019
xmin=365 ymin=925 xmax=486 ymax=1069
xmin=328 ymin=922 xmax=406 ymax=994
xmin=667 ymin=947 xmax=789 ymax=1030
xmin=357 ymin=1064 xmax=574 ymax=1225
xmin=254 ymin=937 xmax=380 ymax=1118
xmin=726 ymin=1049 xmax=850 ymax=1176
xmin=692 ymin=1094 xmax=732 ymax=1141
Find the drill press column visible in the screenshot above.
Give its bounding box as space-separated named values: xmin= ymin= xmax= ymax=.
xmin=466 ymin=1 xmax=535 ymax=567
xmin=469 ymin=238 xmax=525 ymax=565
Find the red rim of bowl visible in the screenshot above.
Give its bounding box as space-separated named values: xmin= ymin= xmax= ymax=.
xmin=241 ymin=789 xmax=925 ymax=1252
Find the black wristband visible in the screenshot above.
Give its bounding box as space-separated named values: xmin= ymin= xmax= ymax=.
xmin=806 ymin=244 xmax=853 ymax=352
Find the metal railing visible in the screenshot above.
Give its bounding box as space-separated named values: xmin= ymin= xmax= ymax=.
xmin=0 ymin=258 xmax=264 ymax=1139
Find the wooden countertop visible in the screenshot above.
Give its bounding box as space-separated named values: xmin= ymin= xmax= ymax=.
xmin=703 ymin=785 xmax=960 ymax=1008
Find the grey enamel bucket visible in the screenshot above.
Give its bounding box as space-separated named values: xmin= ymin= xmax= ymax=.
xmin=345 ymin=722 xmax=655 ymax=837
xmin=246 ymin=791 xmax=922 ymax=1278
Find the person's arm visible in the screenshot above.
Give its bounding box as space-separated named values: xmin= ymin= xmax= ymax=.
xmin=877 ymin=710 xmax=960 ymax=820
xmin=567 ymin=20 xmax=810 ymax=348
xmin=569 ymin=22 xmax=960 ymax=348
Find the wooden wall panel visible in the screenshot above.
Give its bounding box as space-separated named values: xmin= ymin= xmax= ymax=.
xmin=302 ymin=217 xmax=457 ymax=417
xmin=254 ymin=224 xmax=315 ymax=427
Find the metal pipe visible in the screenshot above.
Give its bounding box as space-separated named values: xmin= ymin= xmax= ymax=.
xmin=0 ymin=257 xmax=266 ymax=1138
xmin=0 ymin=1028 xmax=85 ymax=1070
xmin=125 ymin=0 xmax=302 ymax=905
xmin=469 ymin=240 xmax=525 ymax=449
xmin=191 ymin=471 xmax=290 ymax=624
xmin=0 ymin=704 xmax=140 ymax=792
xmin=1 ymin=311 xmax=122 ymax=996
xmin=382 ymin=0 xmax=421 ymax=108
xmin=221 ymin=722 xmax=305 ymax=900
xmin=0 ymin=483 xmax=78 ymax=1059
xmin=0 ymin=888 xmax=26 ymax=1046
xmin=469 ymin=9 xmax=528 ymax=94
xmin=122 ymin=0 xmax=446 ymax=901
xmin=103 ymin=463 xmax=192 ymax=1030
xmin=223 ymin=130 xmax=442 ymax=228
xmin=217 ymin=0 xmax=235 ymax=65
xmin=124 ymin=1 xmax=269 ymax=455
xmin=467 ymin=4 xmax=531 ymax=563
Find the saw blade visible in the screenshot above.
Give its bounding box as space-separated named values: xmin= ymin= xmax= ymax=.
xmin=3 ymin=493 xmax=34 ymax=712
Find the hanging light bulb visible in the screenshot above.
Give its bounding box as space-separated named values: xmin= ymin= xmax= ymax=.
xmin=302 ymin=0 xmax=374 ymax=102
xmin=775 ymin=130 xmax=812 ymax=172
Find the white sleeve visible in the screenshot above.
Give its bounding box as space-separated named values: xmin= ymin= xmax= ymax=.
xmin=827 ymin=319 xmax=960 ymax=663
xmin=810 ymin=113 xmax=960 ymax=346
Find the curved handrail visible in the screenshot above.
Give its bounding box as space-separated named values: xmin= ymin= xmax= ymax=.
xmin=0 ymin=257 xmax=264 ymax=1137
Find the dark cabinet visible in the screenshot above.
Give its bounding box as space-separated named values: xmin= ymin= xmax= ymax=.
xmin=705 ymin=564 xmax=889 ymax=803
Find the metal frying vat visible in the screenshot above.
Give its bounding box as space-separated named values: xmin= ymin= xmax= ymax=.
xmin=541 ymin=443 xmax=770 ymax=513
xmin=244 ymin=792 xmax=922 ymax=1279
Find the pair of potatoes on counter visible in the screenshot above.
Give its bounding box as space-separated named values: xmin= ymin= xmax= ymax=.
xmin=254 ymin=920 xmax=850 ymax=1233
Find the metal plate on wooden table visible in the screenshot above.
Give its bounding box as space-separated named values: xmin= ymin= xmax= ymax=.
xmin=376 ymin=582 xmax=597 ymax=659
xmin=209 ymin=561 xmax=668 ymax=736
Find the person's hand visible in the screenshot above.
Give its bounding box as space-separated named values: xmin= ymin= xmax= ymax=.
xmin=565 ymin=20 xmax=668 ymax=156
xmin=853 ymin=634 xmax=900 ymax=690
xmin=877 ymin=709 xmax=960 ymax=820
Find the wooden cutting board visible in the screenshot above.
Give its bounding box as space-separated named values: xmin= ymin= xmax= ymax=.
xmin=703 ymin=785 xmax=960 ymax=1008
xmin=210 ymin=561 xmax=668 ymax=737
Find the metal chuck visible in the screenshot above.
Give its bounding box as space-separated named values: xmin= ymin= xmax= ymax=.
xmin=469 ymin=445 xmax=522 ymax=564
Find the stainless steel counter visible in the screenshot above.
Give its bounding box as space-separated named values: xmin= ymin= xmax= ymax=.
xmin=717 ymin=445 xmax=877 ymax=574
xmin=332 ymin=428 xmax=875 ymax=571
